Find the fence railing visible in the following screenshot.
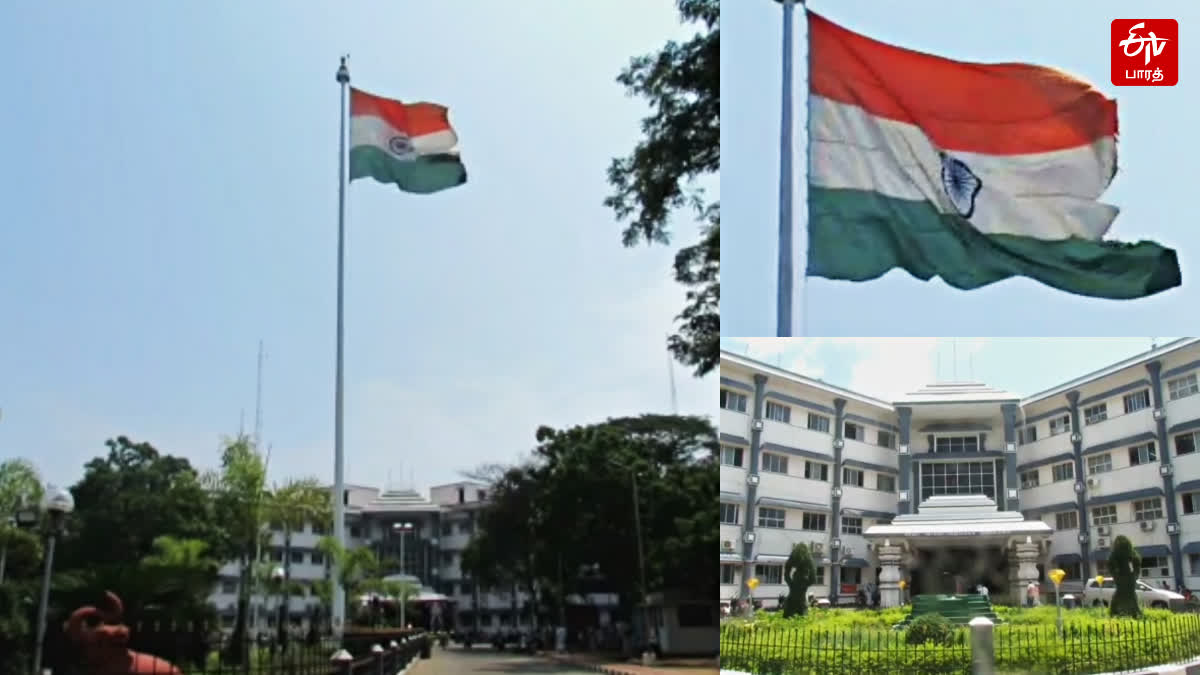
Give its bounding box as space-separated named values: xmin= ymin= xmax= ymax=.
xmin=720 ymin=614 xmax=1200 ymax=675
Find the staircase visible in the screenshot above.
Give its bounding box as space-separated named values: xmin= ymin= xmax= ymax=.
xmin=895 ymin=594 xmax=1000 ymax=628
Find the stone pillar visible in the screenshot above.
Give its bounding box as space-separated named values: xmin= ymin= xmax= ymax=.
xmin=897 ymin=408 xmax=912 ymax=515
xmin=878 ymin=544 xmax=903 ymax=608
xmin=739 ymin=374 xmax=769 ymax=601
xmin=1010 ymin=542 xmax=1041 ymax=606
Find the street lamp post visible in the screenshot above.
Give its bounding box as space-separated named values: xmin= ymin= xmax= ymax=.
xmin=393 ymin=522 xmax=414 ymax=628
xmin=271 ymin=566 xmax=286 ymax=650
xmin=32 ymin=486 xmax=75 ymax=675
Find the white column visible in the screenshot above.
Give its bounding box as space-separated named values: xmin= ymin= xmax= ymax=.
xmin=1011 ymin=542 xmax=1040 ymax=605
xmin=878 ymin=544 xmax=903 ymax=608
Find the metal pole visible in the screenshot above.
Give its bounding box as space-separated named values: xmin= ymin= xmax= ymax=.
xmin=31 ymin=531 xmax=57 ymax=675
xmin=630 ymin=472 xmax=651 ymax=658
xmin=1056 ymin=585 xmax=1062 ymax=636
xmin=0 ymin=543 xmax=7 ymax=584
xmin=775 ymin=0 xmax=795 ymax=337
xmin=332 ymin=55 xmax=350 ymax=639
xmin=399 ymin=529 xmax=406 ymax=628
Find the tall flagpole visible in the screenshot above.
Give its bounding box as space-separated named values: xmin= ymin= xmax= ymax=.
xmin=775 ymin=0 xmax=796 ymax=337
xmin=332 ymin=54 xmax=350 ymax=638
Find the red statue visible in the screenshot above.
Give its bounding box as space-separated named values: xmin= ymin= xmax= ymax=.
xmin=64 ymin=591 xmax=183 ymax=675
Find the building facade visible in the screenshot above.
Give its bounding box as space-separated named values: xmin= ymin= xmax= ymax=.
xmin=720 ymin=338 xmax=1200 ymax=607
xmin=208 ymin=480 xmax=537 ymax=634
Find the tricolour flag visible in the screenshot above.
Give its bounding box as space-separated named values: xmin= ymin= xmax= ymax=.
xmin=805 ymin=11 xmax=1181 ymax=299
xmin=349 ymin=88 xmax=467 ymax=194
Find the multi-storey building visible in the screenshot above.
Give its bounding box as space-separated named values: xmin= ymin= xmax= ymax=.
xmin=208 ymin=480 xmax=536 ymax=634
xmin=720 ymin=338 xmax=1200 ymax=608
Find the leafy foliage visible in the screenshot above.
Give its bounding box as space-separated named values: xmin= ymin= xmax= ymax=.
xmin=1109 ymin=535 xmax=1142 ymax=618
xmin=782 ymin=542 xmax=815 ymax=618
xmin=905 ymin=613 xmax=957 ymax=646
xmin=605 ymin=0 xmax=719 ymax=376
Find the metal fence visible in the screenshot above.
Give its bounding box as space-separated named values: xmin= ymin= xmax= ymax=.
xmin=720 ymin=614 xmax=1200 ymax=675
xmin=32 ymin=624 xmax=431 ymax=675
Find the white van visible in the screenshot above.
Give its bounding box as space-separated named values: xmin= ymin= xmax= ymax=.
xmin=1080 ymin=577 xmax=1185 ymax=610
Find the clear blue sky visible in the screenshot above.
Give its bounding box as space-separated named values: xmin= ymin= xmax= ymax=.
xmin=724 ymin=1 xmax=1199 ymax=336
xmin=721 ymin=337 xmax=1182 ymax=401
xmin=0 ymin=1 xmax=715 ymax=491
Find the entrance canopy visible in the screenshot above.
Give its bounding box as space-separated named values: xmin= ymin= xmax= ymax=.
xmin=865 ymin=495 xmax=1051 ymax=548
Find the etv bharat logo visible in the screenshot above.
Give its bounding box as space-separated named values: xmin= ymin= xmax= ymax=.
xmin=1111 ymin=19 xmax=1178 ymax=86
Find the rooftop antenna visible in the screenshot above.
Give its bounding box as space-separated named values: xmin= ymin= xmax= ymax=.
xmin=387 ymin=469 xmax=393 ymax=490
xmin=667 ymin=335 xmax=679 ymax=415
xmin=1151 ymin=337 xmax=1159 ymax=351
xmin=254 ymin=340 xmax=265 ymax=448
xmin=409 ymin=468 xmax=414 ymax=490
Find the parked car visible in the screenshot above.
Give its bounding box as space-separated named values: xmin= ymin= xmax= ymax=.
xmin=1081 ymin=577 xmax=1186 ymax=610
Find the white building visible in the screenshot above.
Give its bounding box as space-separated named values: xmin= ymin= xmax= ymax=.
xmin=208 ymin=480 xmax=538 ymax=634
xmin=720 ymin=338 xmax=1200 ymax=607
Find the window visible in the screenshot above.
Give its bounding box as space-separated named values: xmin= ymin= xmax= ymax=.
xmin=1091 ymin=504 xmax=1118 ymax=526
xmin=844 ymin=422 xmax=864 ymax=441
xmin=919 ymin=461 xmax=995 ymax=501
xmin=222 ymin=579 xmax=237 ymax=594
xmin=1124 ymin=389 xmax=1151 ymax=414
xmin=721 ymin=565 xmax=737 ymax=585
xmin=1087 ymin=453 xmax=1112 ymax=475
xmin=1020 ymin=469 xmax=1040 ymax=490
xmin=1183 ymin=492 xmax=1200 ymax=515
xmin=807 ymin=413 xmax=830 ymax=433
xmin=1060 ymin=562 xmax=1082 ymax=580
xmin=877 ymin=474 xmax=896 ymax=492
xmin=721 ymin=445 xmax=744 ymax=467
xmin=1134 ymin=497 xmax=1164 ymax=521
xmin=757 ymin=507 xmax=785 ymax=529
xmin=801 ymin=512 xmax=827 ymax=532
xmin=1141 ymin=556 xmax=1170 ymax=577
xmin=311 ymin=552 xmax=325 ymax=565
xmin=934 ymin=436 xmax=979 ymax=453
xmin=1055 ymin=511 xmax=1079 ymax=530
xmin=349 ymin=526 xmax=362 ymax=538
xmin=720 ymin=503 xmax=740 ymax=525
xmin=720 ymin=390 xmax=747 ymax=412
xmin=311 ymin=521 xmax=327 ymax=535
xmin=842 ymin=516 xmax=863 ymax=535
xmin=755 ymin=565 xmax=783 ymax=585
xmin=1128 ymin=442 xmax=1157 ymax=466
xmin=1023 ymin=426 xmax=1039 ymax=443
xmin=765 ymin=401 xmax=791 ymax=423
xmin=814 ymin=567 xmax=826 ymax=585
xmin=1095 ymin=561 xmax=1110 ymax=577
xmin=805 ymin=461 xmax=829 ymax=482
xmin=842 ymin=467 xmax=864 ymax=487
xmin=1049 ymin=415 xmax=1071 ymax=436
xmin=842 ymin=567 xmax=863 ymax=585
xmin=877 ymin=430 xmax=895 ymax=448
xmin=1052 ymin=462 xmax=1075 ymax=482
xmin=1084 ymin=403 xmax=1108 ymax=425
xmin=290 ymin=551 xmax=305 ymax=564
xmin=1176 ymin=431 xmax=1200 ymax=456
xmin=1191 ymin=554 xmax=1200 ymax=577
xmin=761 ymin=452 xmax=789 ymax=474
xmin=1168 ymin=373 xmax=1200 ymax=401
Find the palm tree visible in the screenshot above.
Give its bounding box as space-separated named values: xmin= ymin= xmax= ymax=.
xmin=0 ymin=458 xmax=43 ymax=583
xmin=262 ymin=478 xmax=330 ymax=642
xmin=315 ymin=536 xmax=380 ymax=625
xmin=140 ymin=535 xmax=220 ymax=620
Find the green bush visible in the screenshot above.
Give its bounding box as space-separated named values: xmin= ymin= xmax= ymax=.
xmin=782 ymin=543 xmax=815 ymax=618
xmin=905 ymin=613 xmax=957 ymax=646
xmin=720 ymin=607 xmax=1200 ymax=675
xmin=1109 ymin=535 xmax=1142 ymax=618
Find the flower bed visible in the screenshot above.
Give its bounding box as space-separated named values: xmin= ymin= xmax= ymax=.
xmin=720 ymin=607 xmax=1200 ymax=674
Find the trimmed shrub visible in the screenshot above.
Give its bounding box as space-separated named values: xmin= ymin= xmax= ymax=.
xmin=1109 ymin=535 xmax=1142 ymax=618
xmin=782 ymin=542 xmax=816 ymax=618
xmin=905 ymin=613 xmax=957 ymax=646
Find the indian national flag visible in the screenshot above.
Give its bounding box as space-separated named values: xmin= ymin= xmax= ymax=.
xmin=349 ymin=88 xmax=467 ymax=194
xmin=806 ymin=11 xmax=1181 ymax=299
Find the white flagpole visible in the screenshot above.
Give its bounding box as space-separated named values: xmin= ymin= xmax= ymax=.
xmin=332 ymin=54 xmax=350 ymax=639
xmin=775 ymin=0 xmax=796 ymax=337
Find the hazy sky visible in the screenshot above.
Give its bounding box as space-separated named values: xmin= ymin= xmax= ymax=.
xmin=0 ymin=2 xmax=715 ymax=492
xmin=721 ymin=337 xmax=1181 ymax=402
xmin=723 ymin=1 xmax=1200 ymax=336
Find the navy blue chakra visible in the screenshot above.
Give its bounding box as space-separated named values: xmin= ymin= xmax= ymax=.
xmin=939 ymin=151 xmax=982 ymax=219
xmin=388 ymin=135 xmax=415 ymax=157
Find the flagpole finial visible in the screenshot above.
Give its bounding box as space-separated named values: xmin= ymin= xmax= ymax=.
xmin=336 ymin=55 xmax=350 ymax=84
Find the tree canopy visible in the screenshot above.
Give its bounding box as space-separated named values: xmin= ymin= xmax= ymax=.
xmin=606 ymin=0 xmax=719 ymax=377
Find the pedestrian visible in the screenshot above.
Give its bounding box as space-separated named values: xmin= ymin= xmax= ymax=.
xmin=1026 ymin=580 xmax=1040 ymax=607
xmin=976 ymin=583 xmax=989 ymax=600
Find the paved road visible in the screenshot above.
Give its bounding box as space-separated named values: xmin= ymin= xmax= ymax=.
xmin=407 ymin=644 xmax=597 ymax=675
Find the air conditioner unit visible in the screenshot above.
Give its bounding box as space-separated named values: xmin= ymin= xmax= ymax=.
xmin=1096 ymin=537 xmax=1109 ymax=548
xmin=1097 ymin=525 xmax=1111 ymax=536
xmin=812 ymin=542 xmax=824 ymax=554
xmin=843 ymin=546 xmax=853 ymax=556
xmin=1139 ymin=521 xmax=1156 ymax=532
xmin=721 ymin=540 xmax=734 ymax=552
xmin=1086 ymin=477 xmax=1098 ymax=487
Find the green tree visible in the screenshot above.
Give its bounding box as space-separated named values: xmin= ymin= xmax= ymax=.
xmin=262 ymin=477 xmax=330 ymax=640
xmin=0 ymin=458 xmax=44 ymax=583
xmin=314 ymin=535 xmax=380 ymax=623
xmin=783 ymin=543 xmax=816 ymax=618
xmin=605 ymin=0 xmax=719 ymax=377
xmin=139 ymin=535 xmax=221 ymax=622
xmin=1109 ymin=535 xmax=1142 ymax=618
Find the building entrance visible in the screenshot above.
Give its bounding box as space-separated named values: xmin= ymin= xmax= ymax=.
xmin=911 ymin=546 xmax=1008 ymax=596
